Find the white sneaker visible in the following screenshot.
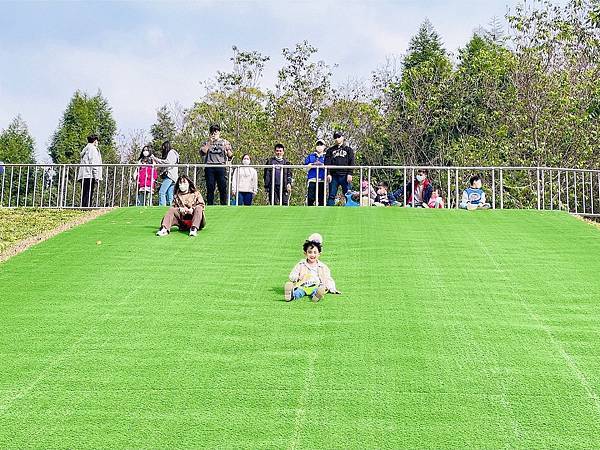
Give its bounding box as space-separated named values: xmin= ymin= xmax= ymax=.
xmin=189 ymin=228 xmax=197 ymax=237
xmin=156 ymin=227 xmax=169 ymax=237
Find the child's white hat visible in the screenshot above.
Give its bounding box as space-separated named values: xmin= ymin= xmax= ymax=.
xmin=308 ymin=233 xmax=323 ymax=244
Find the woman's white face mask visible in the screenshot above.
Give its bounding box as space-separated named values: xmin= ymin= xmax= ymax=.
xmin=416 ymin=174 xmax=426 ymax=182
xmin=242 ymin=158 xmax=251 ymax=165
xmin=142 ymin=151 xmax=150 ymax=157
xmin=179 ymin=183 xmax=189 ymax=193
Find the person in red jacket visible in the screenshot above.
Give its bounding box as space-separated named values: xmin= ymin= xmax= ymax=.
xmin=391 ymin=169 xmax=433 ymax=207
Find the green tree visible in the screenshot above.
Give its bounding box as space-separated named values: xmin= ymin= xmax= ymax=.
xmin=180 ymin=46 xmax=272 ymax=163
xmin=447 ymin=33 xmax=516 ymax=166
xmin=269 ymin=41 xmax=333 ymax=162
xmin=403 ymin=19 xmax=447 ymax=71
xmin=49 ymin=90 xmax=118 ymax=164
xmin=0 ymin=116 xmax=36 ymax=164
xmin=150 ymin=105 xmax=176 ymax=152
xmin=382 ymin=20 xmax=453 ymax=165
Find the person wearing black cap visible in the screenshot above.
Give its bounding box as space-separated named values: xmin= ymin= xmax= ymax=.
xmin=325 ymin=131 xmax=355 ymax=206
xmin=304 ymin=140 xmax=327 ymax=206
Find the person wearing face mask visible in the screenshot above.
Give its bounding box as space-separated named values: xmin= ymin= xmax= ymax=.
xmin=460 ymin=174 xmax=491 ymax=210
xmin=304 ymin=140 xmax=327 ymax=206
xmin=325 ymin=131 xmax=355 ymax=206
xmin=264 ymin=143 xmax=292 ymax=206
xmin=133 ymin=145 xmax=159 ymax=206
xmin=156 ymin=175 xmax=206 ymax=237
xmin=231 ymin=154 xmax=258 ymax=206
xmin=391 ymin=169 xmax=433 ymax=207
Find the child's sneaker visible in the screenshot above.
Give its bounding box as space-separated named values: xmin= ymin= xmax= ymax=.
xmin=156 ymin=227 xmax=169 ymax=237
xmin=284 ymin=282 xmax=294 ymax=302
xmin=189 ymin=227 xmax=197 ymax=237
xmin=313 ymin=286 xmax=326 ymax=302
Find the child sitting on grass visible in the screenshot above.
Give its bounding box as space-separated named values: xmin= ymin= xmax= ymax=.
xmin=460 ymin=174 xmax=491 ymax=210
xmin=284 ymin=233 xmax=340 ymax=302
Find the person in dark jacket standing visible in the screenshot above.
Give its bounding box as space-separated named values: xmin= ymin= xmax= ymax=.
xmin=304 ymin=140 xmax=327 ymax=206
xmin=264 ymin=143 xmax=292 ymax=205
xmin=199 ymin=124 xmax=233 ymax=205
xmin=325 ymin=131 xmax=355 ymax=206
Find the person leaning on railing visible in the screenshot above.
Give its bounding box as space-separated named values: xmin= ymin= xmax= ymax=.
xmin=152 ymin=141 xmax=180 ymax=206
xmin=325 ymin=131 xmax=355 ymax=206
xmin=77 ymin=134 xmax=102 ymax=208
xmin=199 ymin=124 xmax=233 ymax=206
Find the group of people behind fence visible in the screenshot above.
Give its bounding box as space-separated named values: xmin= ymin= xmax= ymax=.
xmin=77 ymin=125 xmax=491 ymax=211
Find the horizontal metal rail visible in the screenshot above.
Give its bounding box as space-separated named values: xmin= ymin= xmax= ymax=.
xmin=0 ymin=163 xmax=598 ymax=216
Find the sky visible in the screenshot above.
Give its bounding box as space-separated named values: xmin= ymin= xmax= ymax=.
xmin=0 ymin=0 xmax=536 ymax=162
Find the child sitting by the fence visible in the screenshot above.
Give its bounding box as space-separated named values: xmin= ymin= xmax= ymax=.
xmin=427 ymin=185 xmax=445 ymax=208
xmin=460 ymin=175 xmax=491 ymax=210
xmin=373 ymin=181 xmax=397 ymax=207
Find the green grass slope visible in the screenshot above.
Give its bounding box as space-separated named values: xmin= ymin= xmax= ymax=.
xmin=1 ymin=207 xmax=600 ymax=448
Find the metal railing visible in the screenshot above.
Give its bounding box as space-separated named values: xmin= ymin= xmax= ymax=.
xmin=0 ymin=163 xmax=599 ymax=217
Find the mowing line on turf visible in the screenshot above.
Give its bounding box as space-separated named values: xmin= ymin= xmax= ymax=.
xmin=0 ymin=283 xmax=144 ymax=417
xmin=424 ymin=236 xmax=525 ymax=445
xmin=475 ymin=234 xmax=600 ymax=418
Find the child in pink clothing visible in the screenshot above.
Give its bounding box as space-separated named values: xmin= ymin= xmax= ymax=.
xmin=135 ymin=146 xmax=158 ymax=206
xmin=427 ymin=186 xmax=445 ymax=208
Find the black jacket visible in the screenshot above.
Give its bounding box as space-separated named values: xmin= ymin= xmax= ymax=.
xmin=325 ymin=144 xmax=355 ymax=176
xmin=263 ymin=157 xmax=292 ymax=188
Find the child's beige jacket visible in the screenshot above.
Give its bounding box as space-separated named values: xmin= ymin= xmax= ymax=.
xmin=289 ymin=260 xmax=339 ymax=293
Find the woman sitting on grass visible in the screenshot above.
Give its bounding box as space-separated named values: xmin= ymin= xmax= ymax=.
xmin=156 ymin=175 xmax=206 ymax=237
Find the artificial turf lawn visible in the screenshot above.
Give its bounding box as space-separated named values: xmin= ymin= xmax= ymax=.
xmin=1 ymin=206 xmax=600 ymax=448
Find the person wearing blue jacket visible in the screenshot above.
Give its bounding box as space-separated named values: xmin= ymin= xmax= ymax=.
xmin=304 ymin=140 xmax=327 ymax=206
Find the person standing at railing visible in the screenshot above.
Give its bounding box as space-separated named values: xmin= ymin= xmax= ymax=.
xmin=304 ymin=140 xmax=327 ymax=206
xmin=0 ymin=161 xmax=4 ymax=176
xmin=200 ymin=124 xmax=233 ymax=206
xmin=231 ymin=154 xmax=258 ymax=206
xmin=77 ymin=134 xmax=102 ymax=208
xmin=325 ymin=131 xmax=355 ymax=206
xmin=264 ymin=143 xmax=293 ymax=206
xmin=152 ymin=141 xmax=180 ymax=206
xmin=134 ymin=145 xmax=159 ymax=206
